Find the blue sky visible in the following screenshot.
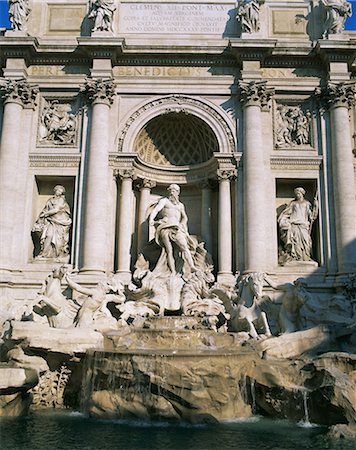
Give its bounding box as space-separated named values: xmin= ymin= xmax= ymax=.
xmin=0 ymin=0 xmax=355 ymax=30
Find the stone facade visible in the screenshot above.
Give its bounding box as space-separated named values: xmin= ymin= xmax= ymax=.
xmin=0 ymin=0 xmax=355 ymax=305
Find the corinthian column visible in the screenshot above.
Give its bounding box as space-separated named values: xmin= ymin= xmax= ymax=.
xmin=80 ymin=79 xmax=115 ymax=273
xmin=321 ymin=82 xmax=356 ymax=273
xmin=137 ymin=178 xmax=156 ymax=255
xmin=239 ymin=81 xmax=274 ymax=272
xmin=0 ymin=79 xmax=38 ymax=269
xmin=217 ymin=169 xmax=236 ymax=280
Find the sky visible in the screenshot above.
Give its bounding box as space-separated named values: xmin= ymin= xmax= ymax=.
xmin=0 ymin=0 xmax=355 ymax=31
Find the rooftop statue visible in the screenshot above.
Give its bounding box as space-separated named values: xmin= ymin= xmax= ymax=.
xmin=278 ymin=187 xmax=318 ymax=265
xmin=8 ymin=0 xmax=30 ymax=32
xmin=237 ymin=0 xmax=264 ymax=33
xmin=321 ymin=0 xmax=352 ymax=37
xmin=88 ymin=0 xmax=116 ymax=32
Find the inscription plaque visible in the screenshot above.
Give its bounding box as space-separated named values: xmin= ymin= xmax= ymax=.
xmin=119 ymin=2 xmax=236 ymax=35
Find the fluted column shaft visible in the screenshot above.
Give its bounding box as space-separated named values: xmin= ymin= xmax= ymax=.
xmin=117 ymin=170 xmax=135 ymax=279
xmin=326 ymin=83 xmax=356 ymax=272
xmin=240 ymin=81 xmax=274 ymax=272
xmin=0 ymin=80 xmax=37 ymax=269
xmin=137 ymin=179 xmax=156 ymax=255
xmin=81 ymin=79 xmax=115 ymax=272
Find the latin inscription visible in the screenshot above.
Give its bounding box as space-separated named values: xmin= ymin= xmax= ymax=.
xmin=119 ymin=2 xmax=233 ymax=34
xmin=113 ymin=66 xmax=236 ymax=77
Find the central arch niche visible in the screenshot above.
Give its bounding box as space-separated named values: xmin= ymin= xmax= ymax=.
xmin=134 ymin=112 xmax=219 ymax=166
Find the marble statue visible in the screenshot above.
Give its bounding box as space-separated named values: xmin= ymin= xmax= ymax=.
xmin=8 ymin=0 xmax=30 ymax=32
xmin=149 ymin=184 xmax=197 ymax=278
xmin=65 ymin=273 xmax=123 ymax=329
xmin=278 ymin=187 xmax=318 ymax=265
xmin=213 ymin=272 xmax=272 ymax=339
xmin=32 ymin=266 xmax=79 ymax=328
xmin=237 ymin=0 xmax=264 ymax=33
xmin=32 ymin=185 xmax=72 ymax=260
xmin=264 ymin=276 xmax=316 ymax=333
xmin=275 ymin=105 xmax=311 ymax=148
xmin=39 ymin=101 xmax=77 ymax=145
xmin=88 ymin=0 xmax=116 ymax=32
xmin=321 ymin=0 xmax=352 ymax=37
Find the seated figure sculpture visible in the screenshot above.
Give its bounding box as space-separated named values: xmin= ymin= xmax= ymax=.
xmin=149 ymin=184 xmax=197 ymax=278
xmin=278 ymin=187 xmax=318 ymax=265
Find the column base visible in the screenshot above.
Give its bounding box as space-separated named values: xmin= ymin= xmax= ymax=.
xmin=114 ymin=271 xmax=132 ymax=285
xmin=217 ymin=272 xmax=235 ymax=287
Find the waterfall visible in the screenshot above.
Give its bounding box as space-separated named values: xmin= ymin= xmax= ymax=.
xmin=250 ymin=378 xmax=256 ymax=414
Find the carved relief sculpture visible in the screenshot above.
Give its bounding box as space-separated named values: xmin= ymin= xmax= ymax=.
xmin=278 ymin=187 xmax=318 ymax=265
xmin=237 ymin=0 xmax=264 ymax=33
xmin=88 ymin=0 xmax=116 ymax=32
xmin=8 ymin=0 xmax=30 ymax=32
xmin=321 ymin=0 xmax=352 ymax=37
xmin=275 ymin=104 xmax=311 ymax=148
xmin=39 ymin=101 xmax=77 ymax=145
xmin=32 ymin=185 xmax=72 ymax=260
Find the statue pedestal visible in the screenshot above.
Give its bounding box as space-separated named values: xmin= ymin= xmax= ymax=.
xmin=5 ymin=30 xmax=29 ymax=37
xmin=91 ymin=31 xmax=114 ymax=38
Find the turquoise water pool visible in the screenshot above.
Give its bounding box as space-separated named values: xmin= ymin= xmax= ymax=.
xmin=1 ymin=410 xmax=355 ymax=450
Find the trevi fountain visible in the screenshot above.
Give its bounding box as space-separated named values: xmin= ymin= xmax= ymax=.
xmin=0 ymin=1 xmax=355 ymax=449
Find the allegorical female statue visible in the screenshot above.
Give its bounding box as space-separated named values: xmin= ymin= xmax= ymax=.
xmin=321 ymin=0 xmax=352 ymax=37
xmin=32 ymin=185 xmax=72 ymax=260
xmin=278 ymin=187 xmax=318 ymax=265
xmin=8 ymin=0 xmax=30 ymax=31
xmin=88 ymin=0 xmax=116 ymax=32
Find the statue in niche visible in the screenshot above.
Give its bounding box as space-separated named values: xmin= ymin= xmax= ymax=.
xmin=8 ymin=0 xmax=30 ymax=32
xmin=278 ymin=187 xmax=318 ymax=265
xmin=88 ymin=0 xmax=116 ymax=32
xmin=320 ymin=0 xmax=352 ymax=37
xmin=32 ymin=185 xmax=72 ymax=260
xmin=31 ymin=266 xmax=79 ymax=328
xmin=39 ymin=101 xmax=77 ymax=145
xmin=275 ymin=104 xmax=311 ymax=148
xmin=237 ymin=0 xmax=264 ymax=33
xmin=149 ymin=184 xmax=197 ymax=278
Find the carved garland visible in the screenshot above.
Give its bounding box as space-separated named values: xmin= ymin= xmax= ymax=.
xmin=117 ymin=95 xmax=236 ymax=154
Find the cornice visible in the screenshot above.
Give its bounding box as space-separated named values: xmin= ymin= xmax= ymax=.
xmin=29 ymin=154 xmax=81 ymax=168
xmin=270 ymin=155 xmax=322 ymax=171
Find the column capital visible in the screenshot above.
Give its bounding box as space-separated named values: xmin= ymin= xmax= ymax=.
xmin=80 ymin=78 xmax=115 ymax=106
xmin=217 ymin=168 xmax=237 ymax=182
xmin=117 ymin=168 xmax=136 ymax=181
xmin=239 ymin=81 xmax=274 ymax=110
xmin=315 ymin=82 xmax=355 ymax=109
xmin=0 ymin=79 xmax=38 ymax=108
xmin=136 ymin=178 xmax=156 ymax=190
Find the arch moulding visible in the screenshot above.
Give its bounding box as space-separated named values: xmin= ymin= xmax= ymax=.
xmin=115 ymin=94 xmax=237 ymax=155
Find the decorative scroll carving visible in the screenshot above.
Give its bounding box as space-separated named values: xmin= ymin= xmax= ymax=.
xmin=39 ymin=100 xmax=78 ymax=146
xmin=88 ymin=0 xmax=116 ymax=32
xmin=8 ymin=0 xmax=30 ymax=32
xmin=80 ymin=78 xmax=115 ymax=105
xmin=137 ymin=178 xmax=157 ymax=190
xmin=275 ymin=104 xmax=311 ymax=148
xmin=117 ymin=95 xmax=236 ymax=154
xmin=32 ymin=185 xmax=72 ymax=260
xmin=237 ymin=0 xmax=264 ymax=33
xmin=239 ymin=81 xmax=274 ymax=110
xmin=217 ymin=169 xmax=237 ymax=181
xmin=320 ymin=0 xmax=352 ymax=37
xmin=316 ymin=82 xmax=356 ymax=109
xmin=0 ymin=79 xmax=38 ymax=107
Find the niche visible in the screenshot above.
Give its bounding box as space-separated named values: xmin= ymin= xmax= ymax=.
xmin=276 ymin=179 xmax=320 ymax=266
xmin=31 ymin=176 xmax=75 ymax=261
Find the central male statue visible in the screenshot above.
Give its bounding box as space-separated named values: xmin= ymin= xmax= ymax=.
xmin=149 ymin=184 xmax=197 ymax=276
